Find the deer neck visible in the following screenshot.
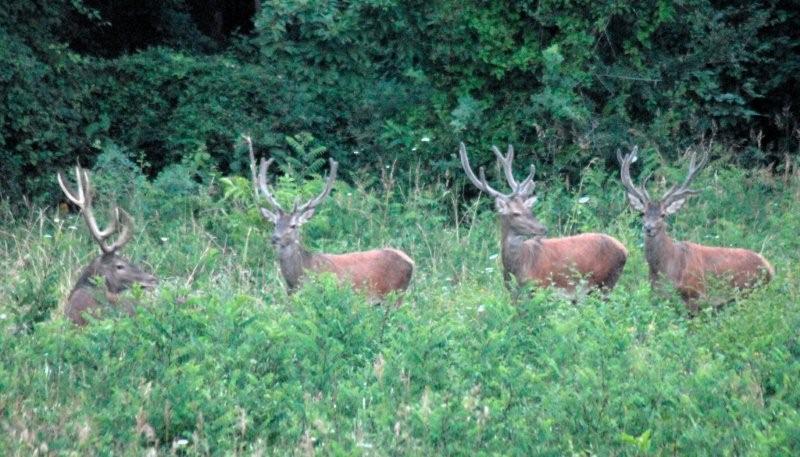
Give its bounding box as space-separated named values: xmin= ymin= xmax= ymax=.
xmin=277 ymin=241 xmax=315 ymax=290
xmin=500 ymin=219 xmax=540 ymax=278
xmin=74 ymin=257 xmax=103 ymax=291
xmin=644 ymin=227 xmax=682 ymax=280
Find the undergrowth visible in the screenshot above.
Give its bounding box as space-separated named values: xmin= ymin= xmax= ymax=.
xmin=1 ymin=148 xmax=798 ymax=455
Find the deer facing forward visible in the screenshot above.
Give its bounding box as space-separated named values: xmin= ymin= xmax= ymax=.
xmin=618 ymin=146 xmax=773 ymax=312
xmin=58 ymin=167 xmax=157 ymax=326
xmin=250 ymin=150 xmax=414 ymax=299
xmin=459 ymin=143 xmax=628 ymax=295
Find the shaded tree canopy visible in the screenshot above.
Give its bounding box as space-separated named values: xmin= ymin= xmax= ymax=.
xmin=1 ymin=0 xmax=798 ymax=204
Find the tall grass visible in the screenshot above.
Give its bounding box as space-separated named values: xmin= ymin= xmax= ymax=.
xmin=1 ymin=152 xmax=799 ymax=455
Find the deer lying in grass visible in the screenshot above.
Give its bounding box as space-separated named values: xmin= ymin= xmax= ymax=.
xmin=618 ymin=146 xmax=774 ymax=312
xmin=459 ymin=142 xmax=628 ymax=296
xmin=251 ymin=153 xmax=414 ymax=299
xmin=58 ymin=166 xmax=157 ymax=326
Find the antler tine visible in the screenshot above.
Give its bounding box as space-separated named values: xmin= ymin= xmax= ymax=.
xmin=662 ymin=146 xmax=709 ymax=204
xmin=78 ymin=169 xmax=116 ymax=242
xmin=57 ymin=166 xmax=84 ymax=206
xmin=515 ymin=164 xmax=537 ymax=197
xmin=59 ymin=166 xmax=121 ymax=253
xmin=492 ymin=144 xmax=519 ymax=190
xmin=459 ymin=142 xmax=509 ymax=200
xmin=296 ymin=158 xmax=338 ymax=213
xmin=617 ymin=146 xmax=649 ymax=204
xmin=257 ymin=157 xmax=284 ymax=211
xmin=104 ymin=207 xmax=134 ymax=252
xmin=491 ymin=144 xmax=537 ymax=197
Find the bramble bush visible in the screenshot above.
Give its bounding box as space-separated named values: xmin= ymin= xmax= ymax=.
xmin=1 ymin=145 xmax=799 ymax=454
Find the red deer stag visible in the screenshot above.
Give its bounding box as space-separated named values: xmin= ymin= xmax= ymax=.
xmin=618 ymin=146 xmax=773 ymax=312
xmin=459 ymin=142 xmax=628 ymax=295
xmin=58 ymin=166 xmax=157 ymax=326
xmin=251 ymin=154 xmax=414 ymax=299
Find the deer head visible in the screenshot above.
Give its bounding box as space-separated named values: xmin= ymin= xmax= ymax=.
xmin=459 ymin=142 xmax=547 ymax=237
xmin=58 ymin=166 xmax=157 ymax=294
xmin=618 ymin=146 xmax=709 ymax=237
xmin=252 ymin=156 xmax=338 ymax=249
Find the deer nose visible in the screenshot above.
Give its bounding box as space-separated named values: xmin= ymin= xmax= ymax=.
xmin=271 ymin=235 xmax=280 ymax=245
xmin=141 ymin=274 xmax=158 ymax=289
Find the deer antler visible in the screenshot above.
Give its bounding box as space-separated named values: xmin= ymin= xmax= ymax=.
xmin=617 ymin=146 xmax=651 ymax=204
xmin=295 ymin=158 xmax=338 ymax=214
xmin=256 ymin=158 xmax=285 ymax=211
xmin=460 ymin=143 xmax=537 ymax=199
xmin=661 ymin=145 xmax=709 ymax=205
xmin=57 ymin=166 xmax=133 ymax=254
xmin=459 ymin=143 xmax=511 ymax=200
xmin=491 ymin=144 xmax=536 ymax=197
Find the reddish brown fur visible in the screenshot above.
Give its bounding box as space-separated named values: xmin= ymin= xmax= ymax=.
xmin=645 ymin=229 xmax=773 ymax=311
xmin=306 ymin=248 xmax=414 ymax=298
xmin=506 ymin=233 xmax=629 ymax=291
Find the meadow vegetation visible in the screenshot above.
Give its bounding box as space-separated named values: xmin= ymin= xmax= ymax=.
xmin=1 ymin=143 xmax=799 ymax=455
xmin=2 ymin=0 xmax=799 ymax=454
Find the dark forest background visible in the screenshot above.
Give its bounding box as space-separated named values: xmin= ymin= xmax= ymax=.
xmin=2 ymin=0 xmax=799 ymax=205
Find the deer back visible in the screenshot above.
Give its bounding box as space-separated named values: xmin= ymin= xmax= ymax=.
xmin=673 ymin=242 xmax=773 ymax=298
xmin=509 ymin=233 xmax=628 ymax=291
xmin=312 ymin=248 xmax=415 ymax=297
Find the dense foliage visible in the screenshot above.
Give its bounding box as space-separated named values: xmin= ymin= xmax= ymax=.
xmin=2 ymin=1 xmax=799 ymax=454
xmin=1 ymin=146 xmax=799 ymax=454
xmin=1 ymin=0 xmax=799 ymax=204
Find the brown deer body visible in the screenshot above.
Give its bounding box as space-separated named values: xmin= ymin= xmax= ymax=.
xmin=58 ymin=167 xmax=157 ymax=326
xmin=460 ymin=143 xmax=628 ymax=294
xmin=277 ymin=244 xmax=414 ymax=297
xmin=249 ymin=143 xmax=413 ymax=299
xmin=618 ymin=146 xmax=773 ymax=312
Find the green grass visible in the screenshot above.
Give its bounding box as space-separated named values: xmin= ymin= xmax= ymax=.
xmin=1 ymin=158 xmax=799 ymax=455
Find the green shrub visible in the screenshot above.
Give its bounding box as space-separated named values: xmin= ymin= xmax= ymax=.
xmin=1 ymin=154 xmax=799 ymax=454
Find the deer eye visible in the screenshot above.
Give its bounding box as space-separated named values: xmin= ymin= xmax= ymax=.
xmin=116 ymin=264 xmax=125 ymax=270
xmin=290 ymin=223 xmax=298 ymax=229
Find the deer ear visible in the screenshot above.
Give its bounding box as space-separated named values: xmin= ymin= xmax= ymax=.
xmin=626 ymin=193 xmax=646 ymax=212
xmin=663 ymin=198 xmax=687 ymax=215
xmin=495 ymin=198 xmax=511 ymax=214
xmin=523 ymin=195 xmax=538 ymax=209
xmin=260 ymin=207 xmax=278 ymax=223
xmin=296 ymin=207 xmax=316 ymax=224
